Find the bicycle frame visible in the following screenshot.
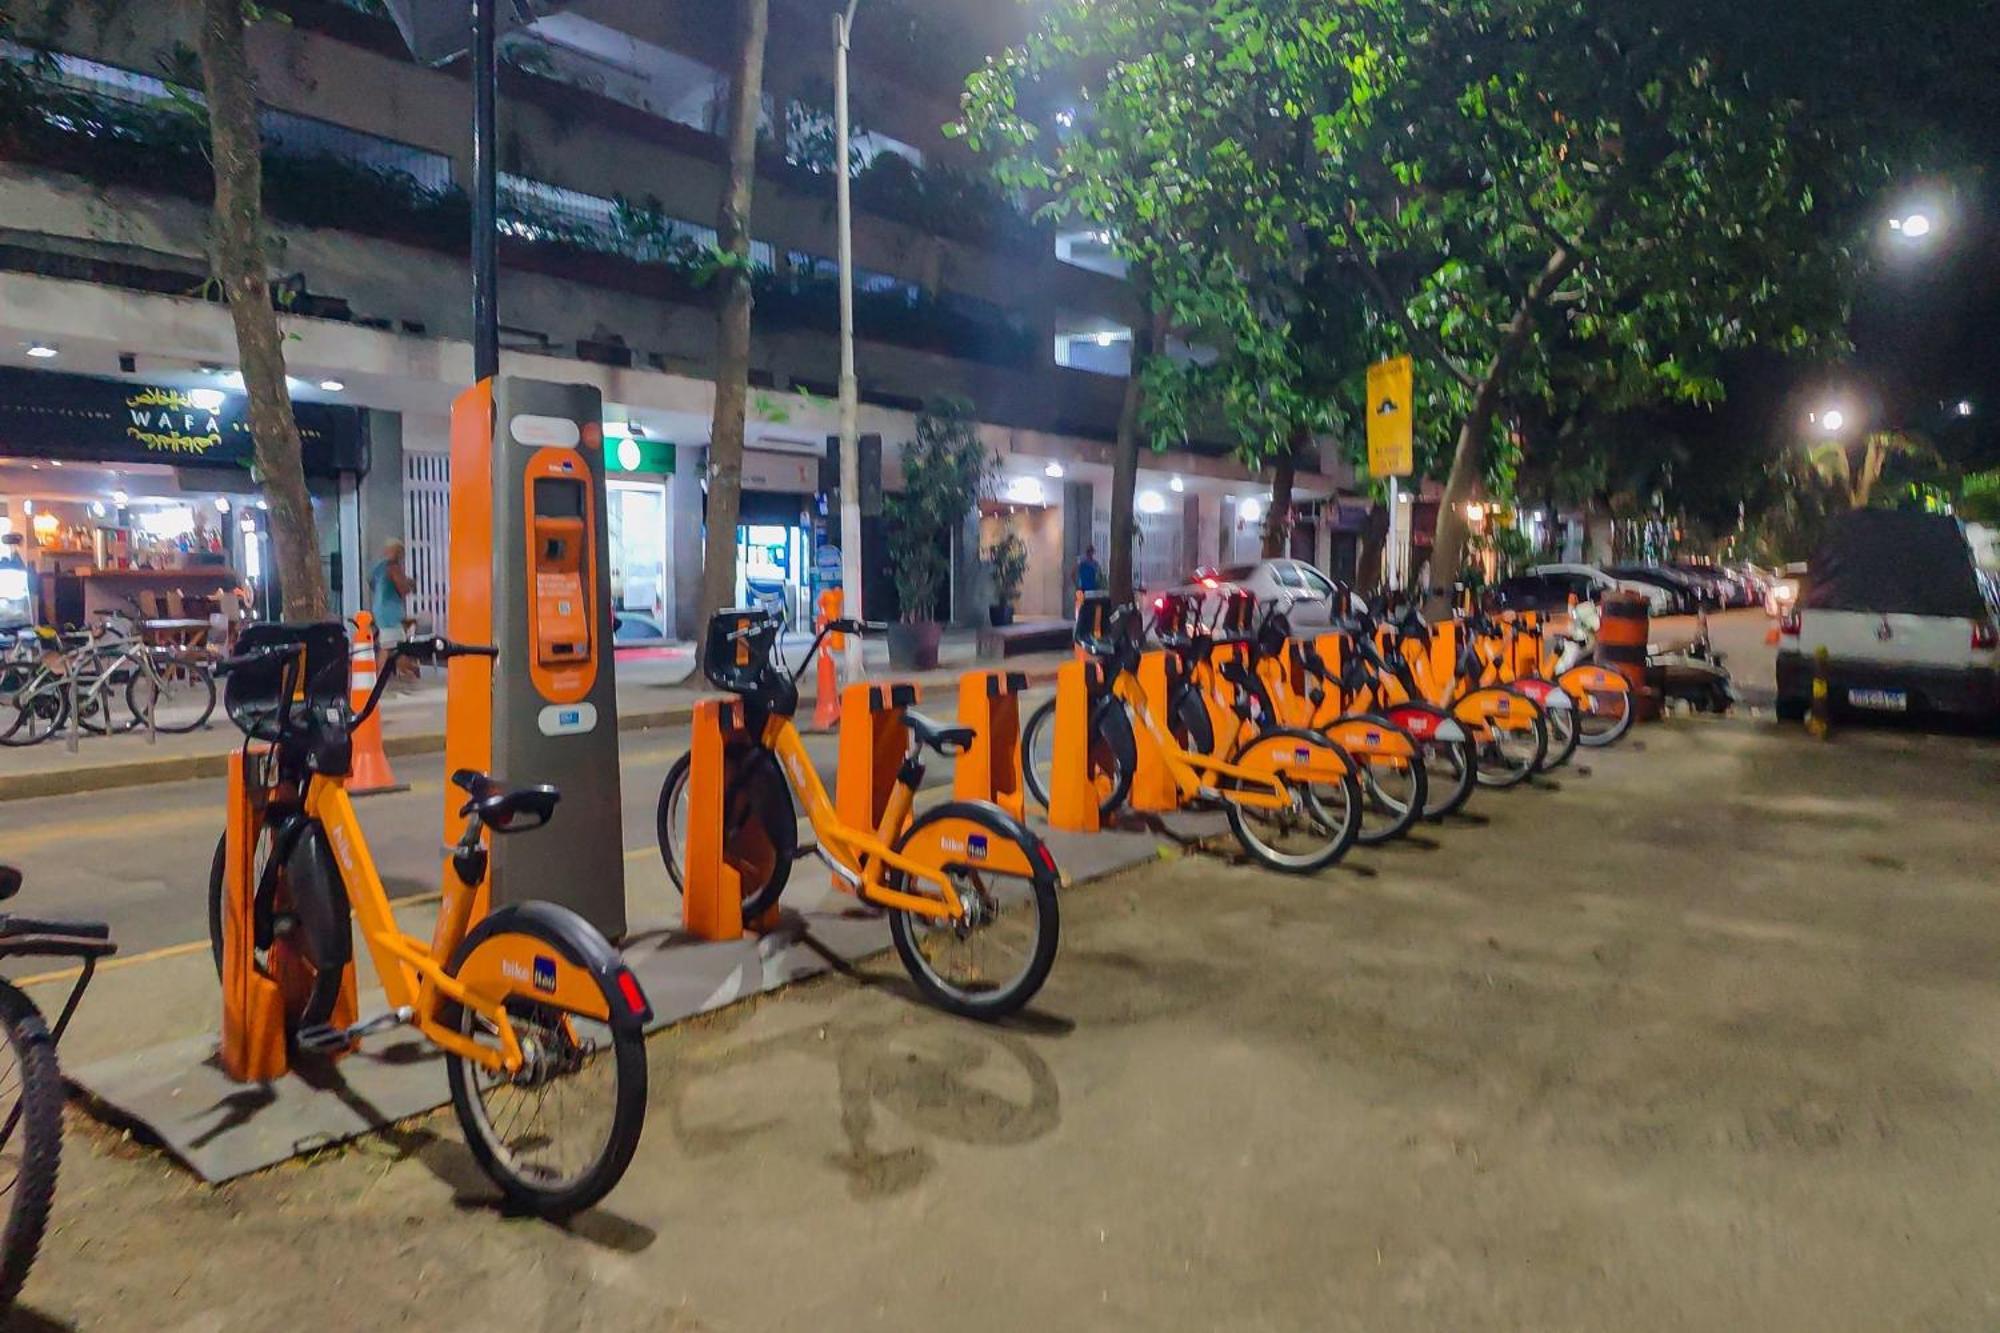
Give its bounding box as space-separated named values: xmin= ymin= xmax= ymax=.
xmin=754 ymin=713 xmax=972 ymax=921
xmin=294 ymin=776 xmax=573 ymax=1074
xmin=1107 ymin=668 xmax=1312 ymax=810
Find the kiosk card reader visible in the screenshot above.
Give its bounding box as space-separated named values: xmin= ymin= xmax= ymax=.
xmin=445 ymin=377 xmax=626 ymax=938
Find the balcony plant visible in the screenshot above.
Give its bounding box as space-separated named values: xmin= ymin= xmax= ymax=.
xmin=884 ymin=396 xmax=991 ymax=669
xmin=985 ymin=525 xmax=1028 ymax=627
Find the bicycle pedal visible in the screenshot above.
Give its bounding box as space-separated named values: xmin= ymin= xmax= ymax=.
xmin=293 ymin=1023 xmax=353 ymax=1055
xmin=296 ymin=1006 xmax=411 ymax=1054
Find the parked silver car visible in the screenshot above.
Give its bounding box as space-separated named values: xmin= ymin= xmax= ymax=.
xmin=1180 ymin=559 xmax=1351 ymax=629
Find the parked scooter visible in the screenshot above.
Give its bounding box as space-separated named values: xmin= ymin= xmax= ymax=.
xmin=1649 ymin=611 xmax=1739 ymax=713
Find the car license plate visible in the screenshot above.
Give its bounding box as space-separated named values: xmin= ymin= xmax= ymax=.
xmin=1848 ymin=688 xmax=1908 ymax=711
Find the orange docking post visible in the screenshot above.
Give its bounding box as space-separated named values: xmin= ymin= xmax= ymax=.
xmin=954 ymin=670 xmax=1027 ymax=821
xmin=1047 ymin=658 xmax=1103 ymax=833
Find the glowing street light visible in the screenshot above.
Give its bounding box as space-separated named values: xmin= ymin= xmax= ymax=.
xmin=1889 ymin=212 xmax=1932 ymax=239
xmin=1955 ymin=400 xmax=1975 ymax=418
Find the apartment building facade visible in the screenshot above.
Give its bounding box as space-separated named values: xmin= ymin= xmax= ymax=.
xmin=0 ymin=0 xmax=1363 ymax=638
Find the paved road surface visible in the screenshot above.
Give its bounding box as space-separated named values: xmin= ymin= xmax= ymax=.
xmin=16 ymin=714 xmax=2000 ymax=1330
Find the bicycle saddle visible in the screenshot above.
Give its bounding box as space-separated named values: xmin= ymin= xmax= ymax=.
xmin=451 ymin=769 xmax=561 ymax=833
xmin=904 ymin=709 xmax=975 ymax=757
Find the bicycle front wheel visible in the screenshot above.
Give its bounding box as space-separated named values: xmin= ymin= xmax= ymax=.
xmin=884 ymin=802 xmax=1060 ymax=1021
xmin=1022 ymin=694 xmax=1133 ymax=818
xmin=127 ymin=656 xmax=217 ymax=733
xmin=443 ymin=912 xmax=647 ymax=1217
xmin=0 ymin=980 xmax=62 ymax=1315
xmin=655 ymin=743 xmax=795 ymax=919
xmin=0 ymin=683 xmax=64 ymax=748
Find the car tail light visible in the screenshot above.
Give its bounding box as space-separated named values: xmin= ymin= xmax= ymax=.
xmin=1974 ymin=621 xmax=1997 ymax=651
xmin=1780 ymin=610 xmax=1801 ymax=637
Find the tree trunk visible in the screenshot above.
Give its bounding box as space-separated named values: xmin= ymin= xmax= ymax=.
xmin=697 ymin=0 xmax=769 ymax=661
xmin=1355 ymin=502 xmax=1387 ymax=592
xmin=1428 ymin=246 xmax=1580 ymax=602
xmin=1260 ymin=428 xmax=1306 ymax=558
xmin=1108 ymin=300 xmax=1162 ymax=603
xmin=196 ymin=0 xmax=327 ymax=622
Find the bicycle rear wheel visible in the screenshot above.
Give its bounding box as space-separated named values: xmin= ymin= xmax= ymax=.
xmin=127 ymin=655 xmax=217 ymax=733
xmin=443 ymin=912 xmax=647 ymax=1216
xmin=0 ymin=980 xmax=62 ymax=1315
xmin=1346 ymin=719 xmax=1428 ymax=846
xmin=884 ymin=802 xmax=1060 ymax=1021
xmin=1472 ymin=691 xmax=1547 ymax=789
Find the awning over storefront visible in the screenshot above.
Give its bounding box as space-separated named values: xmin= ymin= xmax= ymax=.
xmin=0 ymin=367 xmax=366 ymax=477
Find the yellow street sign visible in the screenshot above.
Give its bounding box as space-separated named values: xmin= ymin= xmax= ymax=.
xmin=1366 ymin=356 xmax=1414 ymax=478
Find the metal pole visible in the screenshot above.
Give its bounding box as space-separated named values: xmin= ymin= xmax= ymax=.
xmin=1384 ymin=476 xmax=1400 ymax=592
xmin=834 ymin=3 xmax=865 ymax=680
xmin=471 ymin=0 xmax=499 ymax=382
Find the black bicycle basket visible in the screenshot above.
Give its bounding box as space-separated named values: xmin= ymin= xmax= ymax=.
xmin=1150 ymin=591 xmax=1203 ymax=649
xmin=1075 ymin=594 xmax=1142 ymax=660
xmin=703 ymin=608 xmax=781 ymax=694
xmin=224 ymin=622 xmax=351 ymax=745
xmin=1214 ymin=587 xmax=1259 ymax=644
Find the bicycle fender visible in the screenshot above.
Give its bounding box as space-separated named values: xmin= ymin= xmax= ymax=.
xmin=450 ymin=901 xmax=648 ymax=1033
xmin=1232 ymin=731 xmax=1353 ymax=786
xmin=896 ymin=800 xmax=1050 ymax=881
xmin=1323 ymin=714 xmax=1418 ymax=760
xmin=1509 ymin=678 xmax=1574 ymax=712
xmin=1453 ymin=686 xmax=1536 ymax=730
xmin=1381 ymin=703 xmax=1468 ymax=746
xmin=1558 ymin=664 xmax=1629 ymax=706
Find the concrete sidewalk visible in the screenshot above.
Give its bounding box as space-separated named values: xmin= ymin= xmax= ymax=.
xmin=0 ymin=631 xmax=1073 ymax=802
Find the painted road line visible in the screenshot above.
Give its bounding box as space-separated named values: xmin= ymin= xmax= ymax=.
xmin=20 ymin=780 xmax=966 ymax=989
xmin=11 ymin=889 xmax=445 ymax=989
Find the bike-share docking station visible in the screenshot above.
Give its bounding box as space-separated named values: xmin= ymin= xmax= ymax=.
xmin=445 ymin=375 xmax=626 ymax=940
xmin=680 ymin=668 xmax=1034 ymax=944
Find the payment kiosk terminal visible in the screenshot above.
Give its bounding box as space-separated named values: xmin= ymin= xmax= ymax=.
xmin=445 ymin=377 xmax=626 ymax=938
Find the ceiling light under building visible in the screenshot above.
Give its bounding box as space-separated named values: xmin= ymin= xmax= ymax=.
xmin=1007 ymin=475 xmax=1045 ymax=506
xmin=25 ymin=344 xmax=57 ymax=359
xmin=1238 ymin=497 xmax=1263 ymax=524
xmin=1169 ymin=475 xmax=1185 ymax=493
xmin=1044 ymin=461 xmax=1065 ymax=479
xmin=1137 ymin=489 xmax=1166 ymax=515
xmin=318 ymin=379 xmax=345 ymax=393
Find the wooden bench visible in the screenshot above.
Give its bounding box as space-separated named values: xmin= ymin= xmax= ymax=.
xmin=976 ymin=619 xmax=1072 ymax=660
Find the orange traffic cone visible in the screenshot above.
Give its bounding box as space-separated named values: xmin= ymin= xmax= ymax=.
xmin=812 ymin=589 xmax=843 ymax=731
xmin=347 ymin=611 xmax=406 ymax=796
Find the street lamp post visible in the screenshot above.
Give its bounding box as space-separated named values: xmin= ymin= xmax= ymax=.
xmin=834 ymin=0 xmax=865 ymax=679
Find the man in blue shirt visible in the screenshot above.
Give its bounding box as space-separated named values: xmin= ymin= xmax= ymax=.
xmin=368 ymin=539 xmax=416 ymax=687
xmin=1075 ymin=544 xmax=1102 ymax=597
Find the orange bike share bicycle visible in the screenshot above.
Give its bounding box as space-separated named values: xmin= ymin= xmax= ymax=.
xmin=206 ymin=623 xmax=650 ymax=1216
xmin=1022 ymin=595 xmax=1362 ymax=872
xmin=656 ymin=610 xmax=1061 ymax=1021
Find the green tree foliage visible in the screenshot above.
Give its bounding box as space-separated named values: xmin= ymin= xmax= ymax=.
xmin=886 ymin=397 xmax=993 ymax=623
xmin=961 ymin=0 xmax=1947 ymax=592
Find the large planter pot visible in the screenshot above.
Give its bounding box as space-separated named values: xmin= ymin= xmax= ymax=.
xmin=988 ymin=604 xmax=1015 ymax=628
xmin=887 ymin=620 xmax=943 ymax=671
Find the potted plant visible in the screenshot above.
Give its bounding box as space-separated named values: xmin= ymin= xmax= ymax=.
xmin=885 ymin=396 xmax=991 ymax=670
xmin=985 ymin=526 xmax=1029 ymax=627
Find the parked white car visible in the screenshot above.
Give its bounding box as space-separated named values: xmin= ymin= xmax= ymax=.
xmin=1527 ymin=563 xmax=1675 ymax=617
xmin=1184 ymin=559 xmax=1350 ymax=628
xmin=1776 ymin=511 xmax=1999 ymax=723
